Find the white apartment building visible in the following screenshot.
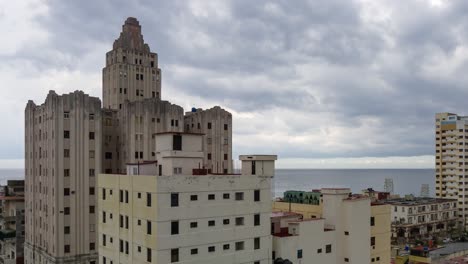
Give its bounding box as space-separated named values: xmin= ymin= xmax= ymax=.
xmin=98 ymin=132 xmax=276 ymax=264
xmin=272 ymin=189 xmax=389 ymax=264
xmin=384 ymin=197 xmax=458 ymax=242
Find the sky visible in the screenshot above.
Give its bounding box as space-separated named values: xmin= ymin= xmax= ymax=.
xmin=1 ymin=0 xmax=468 ymax=169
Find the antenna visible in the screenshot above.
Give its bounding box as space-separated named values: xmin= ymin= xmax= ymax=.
xmin=420 ymin=184 xmax=430 ymax=198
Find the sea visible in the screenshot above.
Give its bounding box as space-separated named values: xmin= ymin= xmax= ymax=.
xmin=0 ymin=168 xmax=434 ymax=198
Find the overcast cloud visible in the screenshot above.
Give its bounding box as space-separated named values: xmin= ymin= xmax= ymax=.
xmin=2 ymin=0 xmax=468 ymax=168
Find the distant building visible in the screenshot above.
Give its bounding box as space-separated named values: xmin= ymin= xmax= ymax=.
xmin=0 ymin=180 xmax=25 ymax=264
xmin=435 ymin=113 xmax=468 ymax=227
xmin=98 ymin=133 xmax=276 ymax=264
xmin=273 ymin=188 xmax=391 ymax=264
xmin=383 ymin=197 xmax=458 ymax=243
xmin=282 ymin=190 xmax=321 ymax=205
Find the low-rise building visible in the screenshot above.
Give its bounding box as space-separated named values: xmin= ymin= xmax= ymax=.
xmin=384 ymin=197 xmax=458 ymax=243
xmin=273 ymin=188 xmax=391 ymax=264
xmin=0 ymin=180 xmax=25 ymax=264
xmin=98 ymin=132 xmax=276 ymax=264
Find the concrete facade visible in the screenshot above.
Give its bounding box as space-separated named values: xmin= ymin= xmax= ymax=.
xmin=184 ymin=107 xmax=233 ymax=173
xmin=272 ymin=188 xmax=391 ymax=264
xmin=435 ymin=113 xmax=468 ymax=227
xmin=103 ymin=17 xmax=162 ymax=110
xmin=98 ymin=133 xmax=276 ymax=264
xmin=24 ymin=91 xmax=101 ymax=264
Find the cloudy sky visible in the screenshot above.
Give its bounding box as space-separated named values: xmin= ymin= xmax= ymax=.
xmin=2 ymin=0 xmax=468 ymax=168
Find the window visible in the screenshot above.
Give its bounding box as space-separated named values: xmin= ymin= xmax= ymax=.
xmin=147 ymin=193 xmax=151 ymax=207
xmin=89 ymin=132 xmax=95 ymax=140
xmin=90 ymin=243 xmax=95 ymax=250
xmin=119 ymin=215 xmax=124 ymax=228
xmin=252 ymin=161 xmax=256 ymax=174
xmin=190 ymin=222 xmax=198 ymax=228
xmin=223 ymin=193 xmax=230 ymax=199
xmin=254 ymin=190 xmax=260 ymax=201
xmin=89 ymin=206 xmax=95 ymax=214
xmin=64 ymin=226 xmax=70 ymax=234
xmin=89 ymin=169 xmax=95 ymax=177
xmin=64 ymin=188 xmax=70 ymax=196
xmin=89 ymin=187 xmax=95 ymax=195
xmin=64 ymin=149 xmax=70 ymax=158
xmin=119 ymin=240 xmax=123 ymax=252
xmin=191 ymin=248 xmax=198 ymax=255
xmin=171 ymin=193 xmax=179 ymax=207
xmin=102 ymin=234 xmax=106 ymax=246
xmin=370 ymin=216 xmax=375 ymax=226
xmin=223 ymin=244 xmax=230 ymax=250
xmin=147 ymin=248 xmax=152 ymax=262
xmin=102 ymin=211 xmax=106 ymax=222
xmin=318 ymin=248 xmax=322 ymax=253
xmin=208 ymin=122 xmax=212 ymax=129
xmin=171 ymin=248 xmax=179 ymax=263
xmin=173 ymin=167 xmax=182 ymax=174
xmin=224 ymin=124 xmax=228 ymax=130
xmin=105 ymin=152 xmax=112 ymax=159
xmin=64 ymin=112 xmax=69 ymax=118
xmin=102 ymin=189 xmax=106 ymax=200
xmin=345 ymin=258 xmax=349 ymax=262
xmin=64 ymin=169 xmax=70 ymax=177
xmin=208 ymin=153 xmax=212 ymax=160
xmin=371 ymin=237 xmax=376 ymax=246
xmin=345 ymin=231 xmax=349 ymax=235
xmin=235 ymin=192 xmax=244 ymax=201
xmin=120 ymin=190 xmax=124 ymax=203
xmin=64 ymin=130 xmax=70 ymax=139
xmin=235 ymin=217 xmax=244 ymax=226
xmin=297 ymin=249 xmax=303 ymax=259
xmin=208 ymin=194 xmax=215 ymax=200
xmin=224 ymin=153 xmax=228 ymax=160
xmin=235 ymin=241 xmax=244 ymax=251
xmin=125 ymin=190 xmax=129 ymax=203
xmin=254 ymin=214 xmax=260 ymax=226
xmin=208 ymin=246 xmax=215 ymax=252
xmin=254 ymin=237 xmax=260 ymax=250
xmin=223 ymin=219 xmax=230 ymax=225
xmin=171 ymin=221 xmax=179 ymax=235
xmin=208 ymin=220 xmax=215 ymax=226
xmin=326 ymin=244 xmax=332 ymax=253
xmin=147 ymin=221 xmax=152 ymax=235
xmin=89 ymin=150 xmax=95 ymax=158
xmin=64 ymin=245 xmax=70 ymax=253
xmin=173 ymin=135 xmax=182 ymax=150
xmin=190 ymin=195 xmax=198 ymax=201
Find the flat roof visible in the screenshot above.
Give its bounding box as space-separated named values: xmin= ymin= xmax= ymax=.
xmin=384 ymin=197 xmax=457 ymax=206
xmin=271 ymin=211 xmax=302 ymax=219
xmin=126 ymin=160 xmax=158 ymax=165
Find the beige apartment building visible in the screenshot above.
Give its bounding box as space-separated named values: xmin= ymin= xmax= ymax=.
xmin=272 ymin=189 xmax=391 ymax=264
xmin=435 ymin=113 xmax=468 ymax=227
xmin=98 ymin=132 xmax=276 ymax=263
xmin=24 ymin=17 xmax=233 ymax=264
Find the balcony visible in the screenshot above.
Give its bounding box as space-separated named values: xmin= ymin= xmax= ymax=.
xmin=0 ymin=230 xmax=15 ymax=241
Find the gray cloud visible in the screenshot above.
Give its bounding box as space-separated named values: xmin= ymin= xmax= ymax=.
xmin=2 ymin=0 xmax=468 ymax=165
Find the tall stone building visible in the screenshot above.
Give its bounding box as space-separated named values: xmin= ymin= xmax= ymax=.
xmin=185 ymin=107 xmax=233 ymax=173
xmin=103 ymin=17 xmax=161 ymax=110
xmin=435 ymin=112 xmax=468 ymax=227
xmin=24 ymin=17 xmax=233 ymax=264
xmin=25 ymin=91 xmax=101 ymax=263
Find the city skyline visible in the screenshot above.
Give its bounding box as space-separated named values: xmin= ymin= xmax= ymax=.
xmin=3 ymin=0 xmax=468 ymax=168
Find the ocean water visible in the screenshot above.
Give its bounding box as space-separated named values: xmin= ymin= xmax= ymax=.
xmin=0 ymin=168 xmax=434 ymax=197
xmin=274 ymin=169 xmax=434 ymax=198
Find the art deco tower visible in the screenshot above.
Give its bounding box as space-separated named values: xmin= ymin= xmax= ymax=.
xmin=103 ymin=17 xmax=162 ymax=110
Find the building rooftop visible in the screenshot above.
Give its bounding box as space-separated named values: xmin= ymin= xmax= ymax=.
xmin=383 ymin=197 xmax=457 ymax=206
xmin=271 ymin=211 xmax=302 ymax=219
